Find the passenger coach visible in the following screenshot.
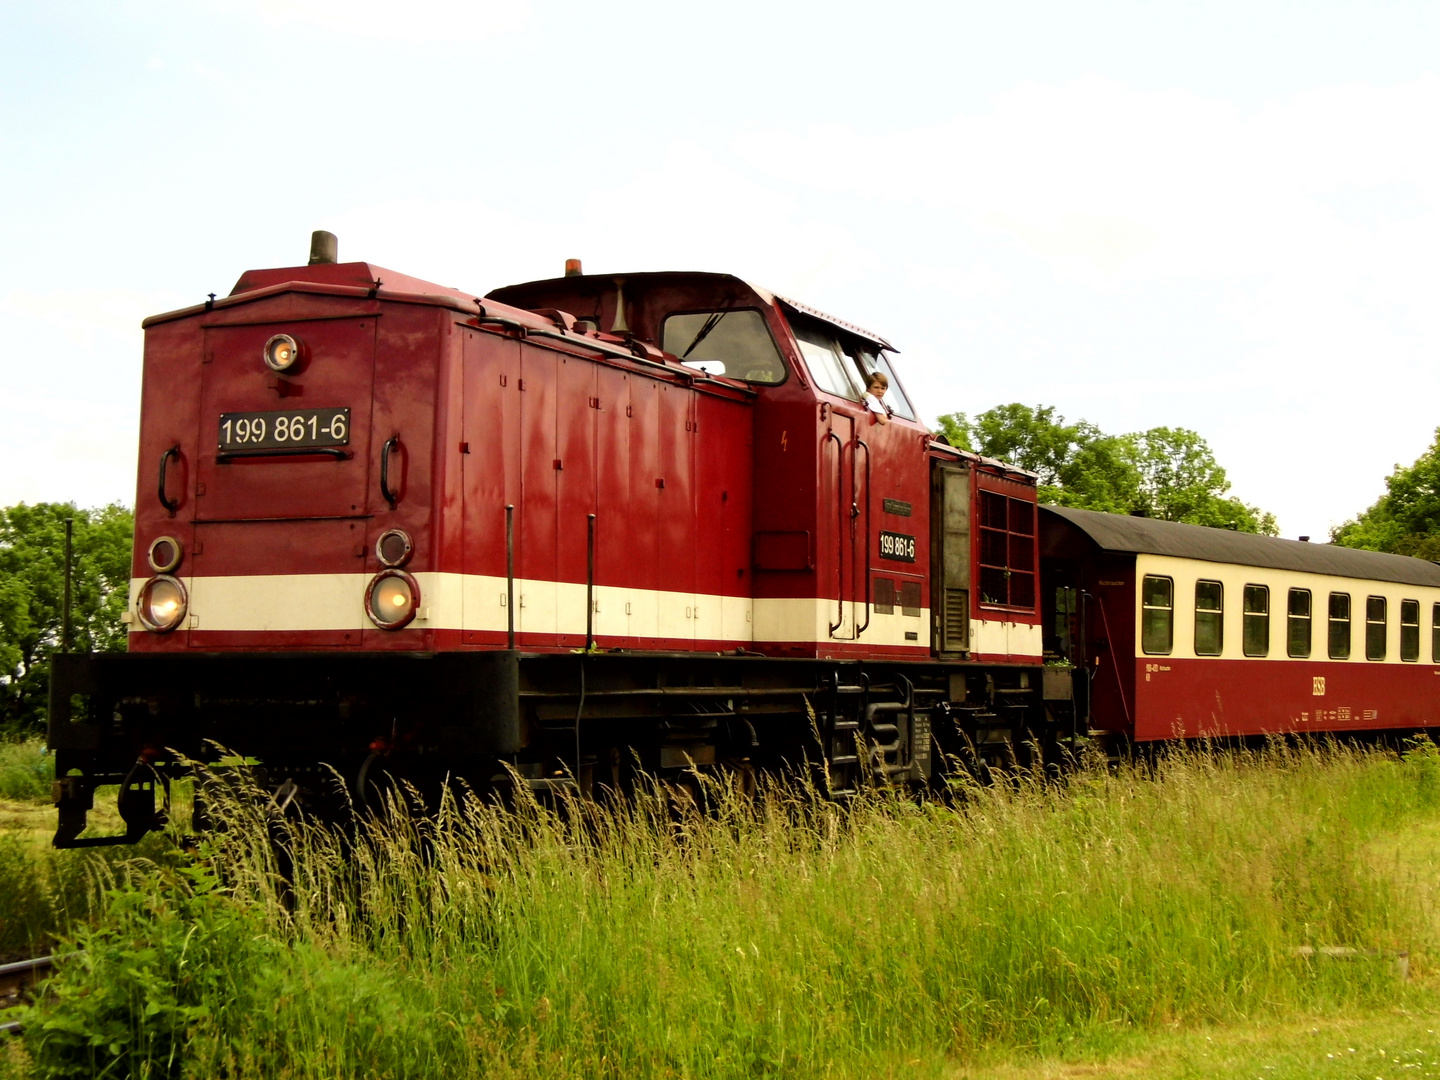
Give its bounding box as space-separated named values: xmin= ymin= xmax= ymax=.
xmin=1041 ymin=507 xmax=1440 ymax=741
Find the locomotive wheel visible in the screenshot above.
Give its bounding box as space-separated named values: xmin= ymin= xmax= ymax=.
xmin=352 ymin=753 xmax=438 ymax=818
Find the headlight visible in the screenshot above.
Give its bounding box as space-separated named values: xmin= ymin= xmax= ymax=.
xmin=263 ymin=333 xmax=303 ymax=373
xmin=375 ymin=528 xmax=413 ymax=568
xmin=147 ymin=535 xmax=183 ymax=574
xmin=366 ymin=570 xmax=420 ymax=630
xmin=137 ymin=575 xmax=187 ymax=633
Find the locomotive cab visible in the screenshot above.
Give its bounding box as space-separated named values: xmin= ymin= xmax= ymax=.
xmin=488 ymin=270 xmax=939 ymax=661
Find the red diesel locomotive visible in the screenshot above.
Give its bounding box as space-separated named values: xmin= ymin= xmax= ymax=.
xmin=47 ymin=233 xmax=1440 ymax=845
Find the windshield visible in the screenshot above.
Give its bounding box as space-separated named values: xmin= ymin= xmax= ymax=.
xmin=661 ymin=309 xmax=787 ymax=385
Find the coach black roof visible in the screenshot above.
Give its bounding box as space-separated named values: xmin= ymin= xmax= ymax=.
xmin=1042 ymin=506 xmax=1440 ymax=589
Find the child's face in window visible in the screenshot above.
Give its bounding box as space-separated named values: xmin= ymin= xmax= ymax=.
xmin=868 ymin=380 xmax=885 ymax=397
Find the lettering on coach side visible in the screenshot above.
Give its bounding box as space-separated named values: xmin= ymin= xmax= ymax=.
xmin=1312 ymin=676 xmax=1325 ymax=696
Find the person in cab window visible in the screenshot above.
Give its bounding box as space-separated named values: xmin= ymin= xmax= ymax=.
xmin=863 ymin=372 xmax=892 ymax=425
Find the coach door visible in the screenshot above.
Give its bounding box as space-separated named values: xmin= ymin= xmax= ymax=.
xmin=930 ymin=460 xmax=971 ymax=657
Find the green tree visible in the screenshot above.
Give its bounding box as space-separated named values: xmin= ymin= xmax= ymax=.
xmin=936 ymin=404 xmax=1140 ymax=512
xmin=1332 ymin=427 xmax=1440 ymax=559
xmin=936 ymin=405 xmax=1276 ymax=534
xmin=0 ymin=503 xmax=133 ymax=737
xmin=1129 ymin=427 xmax=1278 ymax=534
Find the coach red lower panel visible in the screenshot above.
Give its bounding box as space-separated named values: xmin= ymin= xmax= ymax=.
xmin=1132 ymin=657 xmax=1440 ymax=740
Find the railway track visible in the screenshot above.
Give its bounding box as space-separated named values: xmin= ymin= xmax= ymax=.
xmin=0 ymin=954 xmax=59 ymax=1036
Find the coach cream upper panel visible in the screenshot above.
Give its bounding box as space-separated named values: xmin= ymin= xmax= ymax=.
xmin=1132 ymin=554 xmax=1440 ymax=664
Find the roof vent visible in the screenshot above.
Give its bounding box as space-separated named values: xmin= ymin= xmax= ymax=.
xmin=1299 ymin=535 xmax=1310 ymax=542
xmin=308 ymin=230 xmax=338 ymax=266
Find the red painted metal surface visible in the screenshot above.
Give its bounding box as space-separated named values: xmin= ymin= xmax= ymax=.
xmin=128 ymin=256 xmax=1051 ymax=667
xmin=1132 ymin=657 xmax=1440 ymax=740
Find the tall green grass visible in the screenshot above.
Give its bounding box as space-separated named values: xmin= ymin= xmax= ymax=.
xmin=0 ymin=741 xmax=53 ymax=802
xmin=20 ymin=741 xmax=1440 ymax=1079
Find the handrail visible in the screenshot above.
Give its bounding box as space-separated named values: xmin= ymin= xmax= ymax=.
xmin=505 ymin=504 xmax=516 ymax=649
xmin=826 ymin=430 xmax=845 ymax=635
xmin=379 ymin=436 xmax=400 ymax=509
xmin=586 ymin=513 xmax=597 ymax=651
xmin=158 ymin=445 xmax=181 ymax=516
xmin=855 ymin=436 xmax=872 ymax=637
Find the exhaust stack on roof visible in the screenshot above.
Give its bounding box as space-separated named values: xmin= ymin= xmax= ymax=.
xmin=308 ymin=230 xmax=338 ymax=265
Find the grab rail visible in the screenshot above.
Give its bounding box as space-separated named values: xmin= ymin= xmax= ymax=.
xmin=855 ymin=436 xmax=872 ymax=638
xmin=379 ymin=435 xmax=400 ymax=509
xmin=158 ymin=445 xmax=181 ymax=517
xmin=826 ymin=430 xmax=845 ymax=635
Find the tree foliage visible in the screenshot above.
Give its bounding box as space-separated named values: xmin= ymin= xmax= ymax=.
xmin=936 ymin=404 xmax=1277 ymax=535
xmin=1331 ymin=427 xmax=1440 ymax=559
xmin=0 ymin=503 xmax=133 ymax=737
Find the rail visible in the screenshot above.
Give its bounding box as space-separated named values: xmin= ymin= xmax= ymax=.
xmin=0 ymin=953 xmax=63 ymax=1037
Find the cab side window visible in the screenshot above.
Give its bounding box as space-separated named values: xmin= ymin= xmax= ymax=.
xmin=852 ymin=347 xmax=917 ymax=420
xmin=792 ymin=322 xmax=863 ymax=399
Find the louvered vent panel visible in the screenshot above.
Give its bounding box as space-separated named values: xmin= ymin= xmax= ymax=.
xmin=944 ymin=588 xmax=968 ymax=651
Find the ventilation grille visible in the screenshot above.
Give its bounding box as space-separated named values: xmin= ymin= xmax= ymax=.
xmin=943 ymin=588 xmax=969 ymax=651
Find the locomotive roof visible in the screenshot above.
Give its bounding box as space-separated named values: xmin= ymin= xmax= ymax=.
xmin=1042 ymin=505 xmax=1440 ymax=588
xmin=487 ymin=271 xmax=897 ymax=351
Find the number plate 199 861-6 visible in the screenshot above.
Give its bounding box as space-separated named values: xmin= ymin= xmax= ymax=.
xmin=218 ymin=408 xmax=350 ymax=452
xmin=879 ymin=530 xmax=916 ymax=562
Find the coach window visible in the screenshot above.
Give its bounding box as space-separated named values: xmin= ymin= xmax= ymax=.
xmin=1328 ymin=592 xmax=1351 ymax=659
xmin=1432 ymin=603 xmax=1440 ymax=663
xmin=1400 ymin=599 xmax=1419 ymax=662
xmin=1365 ymin=596 xmax=1387 ymax=661
xmin=662 ymin=310 xmax=787 ymax=385
xmin=1141 ymin=575 xmax=1173 ymax=654
xmin=1195 ymin=580 xmax=1223 ymax=656
xmin=1286 ymin=588 xmax=1312 ymax=657
xmin=1242 ymin=585 xmax=1269 ymax=657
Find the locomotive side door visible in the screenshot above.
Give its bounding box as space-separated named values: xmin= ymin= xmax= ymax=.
xmin=930 ymin=460 xmax=972 ymax=657
xmin=460 ymin=329 xmax=521 ymax=646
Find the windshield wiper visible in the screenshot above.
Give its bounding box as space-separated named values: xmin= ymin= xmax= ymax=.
xmin=680 ymin=310 xmax=727 ymax=360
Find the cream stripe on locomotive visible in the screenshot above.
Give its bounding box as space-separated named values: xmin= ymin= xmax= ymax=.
xmin=1132 ymin=554 xmax=1440 ymax=664
xmin=127 ymin=574 xmax=978 ymax=650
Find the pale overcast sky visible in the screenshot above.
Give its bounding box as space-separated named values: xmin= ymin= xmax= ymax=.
xmin=3 ymin=0 xmax=1438 ymax=539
